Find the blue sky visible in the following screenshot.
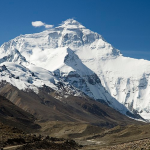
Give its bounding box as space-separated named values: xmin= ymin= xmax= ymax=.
xmin=0 ymin=0 xmax=150 ymax=60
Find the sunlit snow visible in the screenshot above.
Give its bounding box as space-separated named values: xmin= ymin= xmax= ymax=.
xmin=0 ymin=19 xmax=150 ymax=120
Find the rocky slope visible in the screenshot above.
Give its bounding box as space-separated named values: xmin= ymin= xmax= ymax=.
xmin=0 ymin=95 xmax=39 ymax=132
xmin=0 ymin=83 xmax=140 ymax=125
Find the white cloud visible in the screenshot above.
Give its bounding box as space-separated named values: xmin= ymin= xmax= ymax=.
xmin=32 ymin=21 xmax=54 ymax=29
xmin=32 ymin=21 xmax=45 ymax=27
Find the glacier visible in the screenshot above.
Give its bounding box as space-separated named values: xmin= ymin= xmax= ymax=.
xmin=0 ymin=19 xmax=150 ymax=120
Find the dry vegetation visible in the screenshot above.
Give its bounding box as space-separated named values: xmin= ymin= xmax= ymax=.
xmin=101 ymin=138 xmax=150 ymax=150
xmin=0 ymin=122 xmax=81 ymax=150
xmin=37 ymin=121 xmax=150 ymax=150
xmin=1 ymin=117 xmax=150 ymax=150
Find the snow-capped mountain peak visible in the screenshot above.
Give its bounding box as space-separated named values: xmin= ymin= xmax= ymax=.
xmin=59 ymin=19 xmax=85 ymax=29
xmin=1 ymin=19 xmax=150 ymax=120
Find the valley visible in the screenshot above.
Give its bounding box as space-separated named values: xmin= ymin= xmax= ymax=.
xmin=0 ymin=85 xmax=149 ymax=149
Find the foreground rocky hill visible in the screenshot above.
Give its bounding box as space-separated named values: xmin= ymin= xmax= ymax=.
xmin=0 ymin=95 xmax=40 ymax=132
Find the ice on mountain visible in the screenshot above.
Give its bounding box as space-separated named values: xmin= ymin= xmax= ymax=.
xmin=1 ymin=19 xmax=150 ymax=120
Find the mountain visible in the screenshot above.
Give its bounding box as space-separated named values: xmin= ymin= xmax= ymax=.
xmin=0 ymin=19 xmax=149 ymax=120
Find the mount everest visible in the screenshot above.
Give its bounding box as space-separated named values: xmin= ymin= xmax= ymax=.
xmin=0 ymin=19 xmax=149 ymax=120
